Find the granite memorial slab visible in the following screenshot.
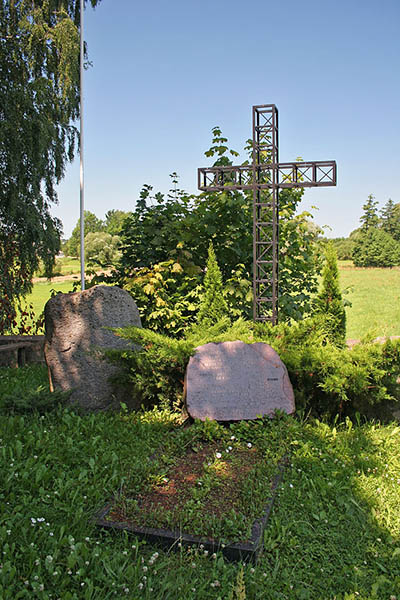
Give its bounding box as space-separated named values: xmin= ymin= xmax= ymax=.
xmin=185 ymin=340 xmax=295 ymax=421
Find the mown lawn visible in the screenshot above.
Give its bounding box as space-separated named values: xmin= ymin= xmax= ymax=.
xmin=22 ymin=260 xmax=400 ymax=341
xmin=338 ymin=261 xmax=400 ymax=339
xmin=0 ymin=366 xmax=399 ymax=599
xmin=24 ymin=280 xmax=77 ymax=325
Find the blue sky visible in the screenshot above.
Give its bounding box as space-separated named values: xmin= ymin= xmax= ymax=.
xmin=55 ymin=0 xmax=400 ymax=239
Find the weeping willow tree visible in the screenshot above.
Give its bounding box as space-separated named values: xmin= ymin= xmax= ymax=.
xmin=0 ymin=0 xmax=100 ymax=332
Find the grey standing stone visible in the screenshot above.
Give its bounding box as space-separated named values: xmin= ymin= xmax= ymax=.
xmin=44 ymin=285 xmax=141 ymax=411
xmin=185 ymin=340 xmax=295 ymax=421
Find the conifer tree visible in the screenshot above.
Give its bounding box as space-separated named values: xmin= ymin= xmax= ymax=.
xmin=197 ymin=242 xmax=229 ymax=327
xmin=380 ymin=198 xmax=400 ymax=241
xmin=360 ymin=194 xmax=379 ymax=232
xmin=314 ymin=242 xmax=346 ymax=345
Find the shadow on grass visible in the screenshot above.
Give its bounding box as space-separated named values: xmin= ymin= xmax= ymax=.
xmin=256 ymin=420 xmax=400 ymax=599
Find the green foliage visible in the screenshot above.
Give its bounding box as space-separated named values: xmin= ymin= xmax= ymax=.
xmin=119 ymin=131 xmax=322 ymax=324
xmin=119 ymin=177 xmax=193 ymax=272
xmin=360 ymin=194 xmax=379 ymax=232
xmin=108 ymin=327 xmax=195 ymax=409
xmin=197 ymin=243 xmax=229 ymax=327
xmin=314 ymin=242 xmax=346 ymax=345
xmin=1 ymin=386 xmax=69 ymax=416
xmin=352 ymin=227 xmax=400 ymax=267
xmin=110 ymin=316 xmax=400 ymax=419
xmin=0 ymin=1 xmax=101 ymax=332
xmin=0 ymin=365 xmax=400 ymax=598
xmin=84 ymin=231 xmax=121 ymax=268
xmin=380 ymin=198 xmax=400 ymax=241
xmin=104 ymin=209 xmax=131 ymax=236
xmin=66 ymin=210 xmax=105 ymax=257
xmin=122 ymin=256 xmax=202 ymax=336
xmin=0 ymin=364 xmax=68 ymax=414
xmin=330 ymin=237 xmax=355 ymax=260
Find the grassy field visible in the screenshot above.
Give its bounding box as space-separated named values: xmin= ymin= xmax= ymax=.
xmin=23 ymin=259 xmax=400 ymax=340
xmin=35 ymin=257 xmax=81 ymax=277
xmin=0 ymin=365 xmax=399 ymax=599
xmin=24 ymin=280 xmax=77 ymax=324
xmin=338 ymin=261 xmax=400 ymax=339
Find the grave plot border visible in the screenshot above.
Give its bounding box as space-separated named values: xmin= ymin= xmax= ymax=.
xmin=94 ymin=457 xmax=287 ymax=562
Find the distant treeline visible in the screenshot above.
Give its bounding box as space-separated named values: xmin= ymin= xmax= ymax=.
xmin=328 ymin=196 xmax=400 ymax=267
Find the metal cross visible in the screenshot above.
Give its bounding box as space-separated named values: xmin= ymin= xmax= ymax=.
xmin=198 ymin=104 xmax=337 ymax=324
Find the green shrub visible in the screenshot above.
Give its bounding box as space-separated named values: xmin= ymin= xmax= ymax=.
xmin=109 ymin=318 xmax=400 ymax=419
xmin=122 ymin=256 xmax=202 ymax=336
xmin=330 ymin=237 xmax=355 ymax=260
xmin=197 ymin=242 xmax=229 ymax=327
xmin=1 ymin=387 xmax=71 ymax=415
xmin=352 ymin=227 xmax=400 ymax=267
xmin=314 ymin=242 xmax=346 ymax=346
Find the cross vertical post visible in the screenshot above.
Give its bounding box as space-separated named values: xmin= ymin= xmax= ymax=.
xmin=198 ymin=104 xmax=337 ymax=324
xmin=252 ymin=105 xmax=279 ymax=322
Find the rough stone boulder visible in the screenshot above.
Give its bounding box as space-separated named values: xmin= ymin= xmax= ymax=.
xmin=44 ymin=285 xmax=141 ymax=411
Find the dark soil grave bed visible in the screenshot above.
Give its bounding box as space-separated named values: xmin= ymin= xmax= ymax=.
xmin=95 ymin=437 xmax=287 ymax=561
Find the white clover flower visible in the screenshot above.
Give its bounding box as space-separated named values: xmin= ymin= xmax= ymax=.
xmin=85 ymin=537 xmax=90 ymax=541
xmin=46 ymin=556 xmax=53 ymax=562
xmin=215 ymin=452 xmax=222 ymax=459
xmin=142 ymin=566 xmax=148 ymax=572
xmin=230 ymin=436 xmax=235 ymax=440
xmin=31 ymin=518 xmax=36 ymax=524
xmin=228 ymin=446 xmax=233 ymax=451
xmin=247 ymin=443 xmax=252 ymax=448
xmin=138 ymin=583 xmax=144 ymax=589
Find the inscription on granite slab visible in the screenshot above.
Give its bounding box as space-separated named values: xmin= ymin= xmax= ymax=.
xmin=185 ymin=341 xmax=295 ymax=421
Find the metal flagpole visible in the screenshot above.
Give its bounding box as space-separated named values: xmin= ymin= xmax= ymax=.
xmin=79 ymin=0 xmax=85 ymax=290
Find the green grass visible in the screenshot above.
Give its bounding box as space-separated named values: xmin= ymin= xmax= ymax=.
xmin=22 ymin=259 xmax=400 ymax=341
xmin=54 ymin=257 xmax=81 ymax=276
xmin=23 ymin=280 xmax=77 ymax=324
xmin=0 ymin=365 xmax=399 ymax=599
xmin=338 ymin=261 xmax=400 ymax=339
xmin=35 ymin=257 xmax=81 ymax=277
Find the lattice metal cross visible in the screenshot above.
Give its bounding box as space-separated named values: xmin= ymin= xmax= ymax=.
xmin=198 ymin=104 xmax=337 ymax=324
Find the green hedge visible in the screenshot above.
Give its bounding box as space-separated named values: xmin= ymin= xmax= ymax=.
xmin=107 ymin=318 xmax=400 ymax=420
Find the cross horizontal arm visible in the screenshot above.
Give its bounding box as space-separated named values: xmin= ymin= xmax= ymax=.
xmin=198 ymin=160 xmax=337 ymax=192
